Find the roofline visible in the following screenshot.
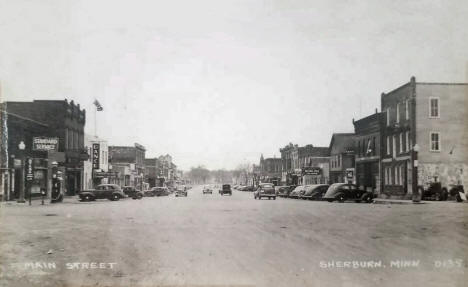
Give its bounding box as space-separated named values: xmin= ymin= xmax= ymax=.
xmin=1 ymin=110 xmax=49 ymax=127
xmin=416 ymin=82 xmax=468 ymax=86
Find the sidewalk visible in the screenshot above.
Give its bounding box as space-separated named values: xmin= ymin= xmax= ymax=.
xmin=0 ymin=196 xmax=77 ymax=207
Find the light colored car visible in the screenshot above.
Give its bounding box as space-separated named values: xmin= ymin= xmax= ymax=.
xmin=203 ymin=186 xmax=213 ymax=194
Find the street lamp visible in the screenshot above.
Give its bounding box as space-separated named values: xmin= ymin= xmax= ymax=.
xmin=17 ymin=141 xmax=26 ymax=203
xmin=412 ymin=144 xmax=420 ymax=203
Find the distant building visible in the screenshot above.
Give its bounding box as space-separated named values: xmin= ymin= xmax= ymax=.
xmin=353 ymin=111 xmax=383 ymax=194
xmin=109 ymin=143 xmax=146 ymax=189
xmin=259 ymin=154 xmax=282 ymax=185
xmin=280 ymin=143 xmax=299 ymax=185
xmin=328 ymin=133 xmax=356 ymax=184
xmin=298 ymin=145 xmax=330 ymax=185
xmin=381 ymin=77 xmax=468 ymax=198
xmin=144 ymin=157 xmax=161 ymax=187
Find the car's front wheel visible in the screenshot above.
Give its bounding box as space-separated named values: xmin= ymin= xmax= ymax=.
xmin=112 ymin=194 xmax=120 ymax=201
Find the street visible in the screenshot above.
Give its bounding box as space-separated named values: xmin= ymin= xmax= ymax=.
xmin=0 ymin=186 xmax=467 ymax=287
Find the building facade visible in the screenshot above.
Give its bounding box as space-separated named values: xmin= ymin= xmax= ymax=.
xmin=329 ymin=133 xmax=356 ymax=184
xmin=82 ymin=135 xmax=110 ymax=190
xmin=258 ymin=154 xmax=282 ymax=185
xmin=280 ymin=143 xmax=299 ymax=185
xmin=298 ymin=145 xmax=330 ymax=185
xmin=109 ymin=143 xmax=146 ymax=189
xmin=4 ymin=100 xmax=87 ymax=195
xmin=381 ymin=77 xmax=468 ymax=198
xmin=353 ymin=112 xmax=383 ymax=194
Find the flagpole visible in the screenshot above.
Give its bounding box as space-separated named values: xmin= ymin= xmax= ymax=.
xmin=94 ymin=105 xmax=97 ymax=137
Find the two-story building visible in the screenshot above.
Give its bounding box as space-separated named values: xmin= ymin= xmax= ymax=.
xmin=109 ymin=143 xmax=146 ymax=189
xmin=381 ymin=77 xmax=468 ymax=198
xmin=329 ymin=133 xmax=356 ymax=184
xmin=353 ymin=111 xmax=383 ymax=194
xmin=259 ymin=154 xmax=282 ymax=185
xmin=298 ymin=145 xmax=330 ymax=185
xmin=82 ymin=134 xmax=111 ymax=189
xmin=4 ymin=100 xmax=87 ymax=195
xmin=280 ymin=143 xmax=299 ymax=185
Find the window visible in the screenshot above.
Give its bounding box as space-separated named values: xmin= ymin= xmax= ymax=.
xmin=429 ymin=97 xmax=439 ymax=118
xmin=405 ymin=132 xmax=410 ymax=152
xmin=399 ymin=133 xmax=403 ymax=153
xmin=386 ymin=108 xmax=390 ymax=126
xmin=400 ymin=165 xmax=404 ymax=186
xmin=387 ymin=136 xmax=391 ymax=155
xmin=65 ymin=129 xmax=69 ymax=149
xmin=372 ymin=137 xmax=376 ymax=156
xmin=358 ymin=141 xmax=361 ymax=157
xmin=430 ymin=132 xmax=440 ymax=152
xmin=396 ymin=103 xmax=400 ymax=123
xmin=385 ymin=168 xmax=389 ymax=185
xmin=392 ymin=135 xmax=396 ymax=158
xmin=396 ymin=166 xmax=400 ymax=185
xmin=405 ymin=100 xmax=409 ymax=120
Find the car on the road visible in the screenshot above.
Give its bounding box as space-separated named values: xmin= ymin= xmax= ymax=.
xmin=275 ymin=185 xmax=295 ymax=197
xmin=122 ymin=186 xmax=144 ymax=199
xmin=219 ymin=184 xmax=232 ymax=196
xmin=202 ymin=186 xmax=213 ymax=194
xmin=323 ymin=183 xmax=374 ymax=203
xmin=144 ymin=186 xmax=170 ymax=197
xmin=300 ymin=184 xmax=329 ymax=200
xmin=175 ymin=186 xmax=188 ymax=197
xmin=254 ymin=183 xmax=276 ymax=200
xmin=79 ymin=184 xmax=125 ymax=201
xmin=289 ymin=186 xmax=306 ymax=199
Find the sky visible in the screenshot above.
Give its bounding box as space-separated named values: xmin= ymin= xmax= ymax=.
xmin=1 ymin=0 xmax=467 ymax=170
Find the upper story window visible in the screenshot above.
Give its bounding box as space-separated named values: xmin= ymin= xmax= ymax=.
xmin=429 ymin=97 xmax=440 ymax=118
xmin=386 ymin=108 xmax=390 ymax=126
xmin=396 ymin=103 xmax=400 ymax=123
xmin=386 ymin=136 xmax=391 ymax=155
xmin=405 ymin=100 xmax=409 ymax=120
xmin=430 ymin=132 xmax=440 ymax=152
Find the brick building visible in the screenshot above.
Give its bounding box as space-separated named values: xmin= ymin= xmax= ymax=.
xmin=381 ymin=77 xmax=468 ymax=198
xmin=353 ymin=111 xmax=383 ymax=194
xmin=298 ymin=145 xmax=330 ymax=185
xmin=328 ymin=133 xmax=356 ymax=184
xmin=109 ymin=143 xmax=146 ymax=189
xmin=280 ymin=143 xmax=299 ymax=185
xmin=3 ymin=100 xmax=87 ymax=195
xmin=259 ymin=154 xmax=282 ymax=185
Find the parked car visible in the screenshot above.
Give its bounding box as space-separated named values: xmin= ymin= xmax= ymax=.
xmin=175 ymin=186 xmax=188 ymax=197
xmin=289 ymin=186 xmax=306 ymax=198
xmin=254 ymin=183 xmax=276 ymax=200
xmin=449 ymin=185 xmax=465 ymax=202
xmin=300 ymin=184 xmax=330 ymax=200
xmin=79 ymin=184 xmax=125 ymax=201
xmin=122 ymin=186 xmax=143 ymax=199
xmin=323 ymin=183 xmax=374 ymax=203
xmin=203 ymin=186 xmax=213 ymax=194
xmin=419 ymin=182 xmax=449 ymax=201
xmin=219 ymin=184 xmax=232 ymax=196
xmin=275 ymin=185 xmax=294 ymax=197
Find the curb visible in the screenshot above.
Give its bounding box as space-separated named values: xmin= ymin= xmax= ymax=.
xmin=372 ymin=199 xmax=426 ymax=205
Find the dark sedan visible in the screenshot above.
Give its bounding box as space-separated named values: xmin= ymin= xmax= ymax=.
xmin=323 ymin=183 xmax=374 ymax=203
xmin=79 ymin=184 xmax=125 ymax=201
xmin=300 ymin=184 xmax=329 ymax=200
xmin=122 ymin=186 xmax=143 ymax=199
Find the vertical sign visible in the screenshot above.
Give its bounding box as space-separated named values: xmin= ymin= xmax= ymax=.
xmin=25 ymin=157 xmax=34 ymax=181
xmin=92 ymin=143 xmax=100 ymax=169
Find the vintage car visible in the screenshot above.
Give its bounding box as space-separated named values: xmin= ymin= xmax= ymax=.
xmin=419 ymin=182 xmax=449 ymax=201
xmin=79 ymin=184 xmax=125 ymax=201
xmin=300 ymin=184 xmax=330 ymax=200
xmin=276 ymin=185 xmax=296 ymax=197
xmin=289 ymin=186 xmax=306 ymax=199
xmin=254 ymin=183 xmax=276 ymax=200
xmin=202 ymin=186 xmax=213 ymax=194
xmin=323 ymin=183 xmax=374 ymax=203
xmin=219 ymin=184 xmax=232 ymax=196
xmin=175 ymin=186 xmax=188 ymax=197
xmin=122 ymin=186 xmax=143 ymax=200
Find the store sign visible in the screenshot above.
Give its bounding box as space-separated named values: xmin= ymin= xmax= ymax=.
xmin=303 ymin=167 xmax=321 ymax=175
xmin=25 ymin=157 xmax=34 ymax=181
xmin=33 ymin=137 xmax=59 ymax=151
xmin=346 ymin=168 xmax=354 ymax=179
xmin=92 ymin=144 xmax=100 ymax=169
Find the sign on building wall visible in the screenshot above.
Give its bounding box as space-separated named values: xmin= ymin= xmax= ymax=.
xmin=92 ymin=143 xmax=100 ymax=169
xmin=302 ymin=167 xmax=321 ymax=175
xmin=25 ymin=157 xmax=34 ymax=181
xmin=32 ymin=137 xmax=59 ymax=151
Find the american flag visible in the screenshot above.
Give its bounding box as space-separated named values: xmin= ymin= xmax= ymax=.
xmin=93 ymin=99 xmax=103 ymax=111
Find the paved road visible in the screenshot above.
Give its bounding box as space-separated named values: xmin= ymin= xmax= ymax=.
xmin=1 ymin=185 xmax=467 ymax=287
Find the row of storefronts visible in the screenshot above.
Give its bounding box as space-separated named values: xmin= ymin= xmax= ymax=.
xmin=261 ymin=77 xmax=467 ymax=199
